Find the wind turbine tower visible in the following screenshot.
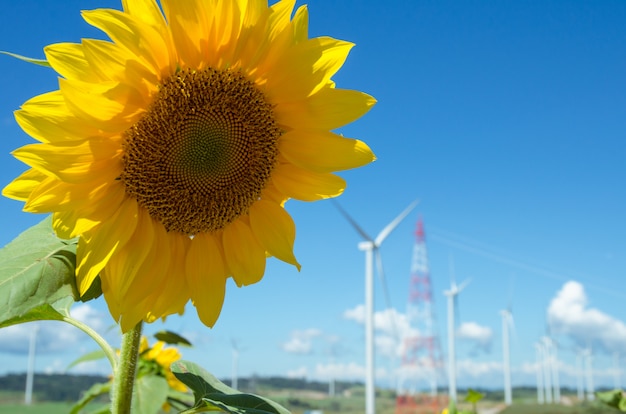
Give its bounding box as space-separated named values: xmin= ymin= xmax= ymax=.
xmin=584 ymin=348 xmax=595 ymax=401
xmin=25 ymin=325 xmax=38 ymax=405
xmin=500 ymin=309 xmax=513 ymax=406
xmin=444 ymin=273 xmax=470 ymax=404
xmin=396 ymin=218 xmax=445 ymax=413
xmin=535 ymin=343 xmax=545 ymax=404
xmin=231 ymin=339 xmax=243 ymax=390
xmin=336 ymin=200 xmax=419 ymax=414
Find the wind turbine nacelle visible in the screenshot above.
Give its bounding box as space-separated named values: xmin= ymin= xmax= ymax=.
xmin=358 ymin=240 xmax=376 ymax=251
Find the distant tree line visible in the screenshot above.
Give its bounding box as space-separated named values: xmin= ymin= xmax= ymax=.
xmin=223 ymin=375 xmax=363 ymax=395
xmin=0 ymin=373 xmax=363 ymax=402
xmin=0 ymin=373 xmax=108 ymax=402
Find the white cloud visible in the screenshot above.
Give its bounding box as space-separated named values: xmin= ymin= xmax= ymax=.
xmin=71 ymin=303 xmax=107 ymax=332
xmin=457 ymin=321 xmax=493 ymax=351
xmin=343 ymin=304 xmax=421 ymax=359
xmin=343 ymin=305 xmax=366 ymax=324
xmin=314 ymin=362 xmax=388 ymax=382
xmin=281 ymin=329 xmax=322 ymax=355
xmin=457 ymin=359 xmax=501 ymax=378
xmin=343 ymin=305 xmax=416 ymax=338
xmin=316 ymin=362 xmax=364 ymax=380
xmin=44 ymin=358 xmax=66 ymax=374
xmin=547 ymin=281 xmax=626 ymax=353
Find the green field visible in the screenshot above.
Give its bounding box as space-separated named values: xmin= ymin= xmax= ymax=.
xmin=0 ymin=402 xmax=74 ymax=414
xmin=1 ymin=385 xmax=622 ymax=414
xmin=1 ymin=400 xmax=623 ymax=414
xmin=500 ymin=403 xmax=621 ymax=414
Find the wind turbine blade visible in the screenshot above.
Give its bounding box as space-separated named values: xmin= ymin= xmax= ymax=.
xmin=456 ymin=278 xmax=471 ymax=294
xmin=332 ymin=200 xmax=373 ymax=241
xmin=374 ymin=199 xmax=420 ymax=246
xmin=449 ymin=254 xmax=457 ymax=288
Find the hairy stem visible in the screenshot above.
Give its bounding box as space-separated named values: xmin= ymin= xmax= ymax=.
xmin=111 ymin=321 xmax=143 ymax=414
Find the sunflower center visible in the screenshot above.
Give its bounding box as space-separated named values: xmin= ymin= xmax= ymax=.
xmin=121 ymin=68 xmax=281 ymax=234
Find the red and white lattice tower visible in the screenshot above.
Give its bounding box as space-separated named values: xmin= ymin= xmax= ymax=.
xmin=396 ymin=217 xmax=446 ymax=414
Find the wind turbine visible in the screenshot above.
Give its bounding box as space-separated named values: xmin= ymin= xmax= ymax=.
xmin=443 ymin=261 xmax=470 ymax=405
xmin=576 ymin=349 xmax=584 ymax=401
xmin=535 ymin=342 xmax=545 ymax=404
xmin=584 ymin=347 xmax=594 ymax=401
xmin=613 ymin=353 xmax=621 ymax=390
xmin=25 ymin=324 xmax=39 ymax=405
xmin=231 ymin=339 xmax=244 ymax=390
xmin=500 ymin=308 xmax=514 ymax=406
xmin=334 ymin=199 xmax=419 ymax=414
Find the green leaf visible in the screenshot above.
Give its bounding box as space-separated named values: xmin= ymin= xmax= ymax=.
xmin=172 ymin=360 xmax=290 ymax=414
xmin=618 ymin=394 xmax=626 ymax=412
xmin=154 ymin=330 xmax=193 ymax=347
xmin=0 ymin=297 xmax=73 ymax=329
xmin=597 ymin=389 xmax=623 ymax=408
xmin=166 ymin=388 xmax=195 ymax=411
xmin=70 ymin=381 xmax=110 ymax=414
xmin=200 ymin=394 xmax=290 ymax=414
xmin=132 ymin=375 xmax=169 ymax=414
xmin=0 ymin=217 xmax=80 ymax=326
xmin=0 ymin=50 xmax=51 ymax=67
xmin=464 ymin=389 xmax=485 ymax=404
xmin=67 ymin=349 xmax=107 ymax=370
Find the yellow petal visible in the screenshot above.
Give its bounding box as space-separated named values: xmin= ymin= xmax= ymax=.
xmin=81 ymin=8 xmax=173 ymax=78
xmin=52 ymin=210 xmax=100 ymax=240
xmin=267 ymin=0 xmax=296 ymax=43
xmin=103 ymin=207 xmax=155 ymax=301
xmin=237 ymin=0 xmax=293 ymax=73
xmin=280 ymin=130 xmax=375 ymax=173
xmin=113 ymin=219 xmax=172 ymax=330
xmin=222 ymin=219 xmax=266 ymax=286
xmin=186 ymin=232 xmax=228 ymax=327
xmin=51 ymin=182 xmax=126 ymax=239
xmin=260 ymin=182 xmax=289 ymax=206
xmin=262 ymin=37 xmax=354 ymax=101
xmin=12 ymin=139 xmax=122 ymax=184
xmin=249 ymin=200 xmax=300 ymax=270
xmin=60 ymin=78 xmax=144 ymax=131
xmin=25 ymin=177 xmax=111 ymax=213
xmin=144 ymin=234 xmax=189 ymax=318
xmin=272 ymin=163 xmax=346 ymax=201
xmin=122 ymin=0 xmax=167 ymax=31
xmin=15 ymin=91 xmax=100 ymax=143
xmin=139 ymin=336 xmax=149 ymax=353
xmin=44 ymin=43 xmax=98 ymax=82
xmin=275 ymin=87 xmax=376 ymax=130
xmin=2 ymin=169 xmax=48 ymax=201
xmin=76 ymin=197 xmax=138 ymax=295
xmin=292 ymin=5 xmax=309 ymax=44
xmin=161 ymin=0 xmax=209 ymax=69
xmin=81 ymin=39 xmax=157 ymax=94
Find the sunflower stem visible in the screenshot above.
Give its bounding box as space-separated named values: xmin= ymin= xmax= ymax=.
xmin=111 ymin=321 xmax=143 ymax=414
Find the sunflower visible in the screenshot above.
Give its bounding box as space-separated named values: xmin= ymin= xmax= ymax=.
xmin=3 ymin=0 xmax=375 ymax=331
xmin=138 ymin=337 xmax=187 ymax=393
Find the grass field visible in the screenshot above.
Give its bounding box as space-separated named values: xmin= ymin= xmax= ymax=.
xmin=0 ymin=402 xmax=74 ymax=414
xmin=0 ymin=391 xmax=621 ymax=414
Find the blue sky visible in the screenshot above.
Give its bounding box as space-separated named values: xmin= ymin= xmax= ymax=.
xmin=1 ymin=0 xmax=625 ymax=394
